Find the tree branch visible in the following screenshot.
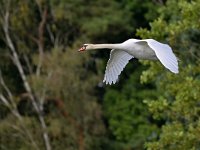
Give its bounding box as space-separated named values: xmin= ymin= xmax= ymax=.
xmin=0 ymin=70 xmax=15 ymax=107
xmin=23 ymin=54 xmax=33 ymax=74
xmin=0 ymin=94 xmax=10 ymax=107
xmin=0 ymin=71 xmax=39 ymax=150
xmin=2 ymin=3 xmax=51 ymax=150
xmin=36 ymin=6 xmax=48 ymax=76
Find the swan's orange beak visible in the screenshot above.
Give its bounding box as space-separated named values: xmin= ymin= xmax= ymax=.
xmin=78 ymin=45 xmax=86 ymax=52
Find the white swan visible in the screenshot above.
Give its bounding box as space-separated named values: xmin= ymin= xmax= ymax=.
xmin=79 ymin=39 xmax=179 ymax=85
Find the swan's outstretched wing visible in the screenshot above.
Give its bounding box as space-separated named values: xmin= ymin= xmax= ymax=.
xmin=144 ymin=39 xmax=179 ymax=73
xmin=103 ymin=49 xmax=133 ymax=85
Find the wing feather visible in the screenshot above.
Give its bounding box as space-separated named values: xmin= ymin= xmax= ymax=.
xmin=103 ymin=49 xmax=133 ymax=85
xmin=144 ymin=39 xmax=179 ymax=73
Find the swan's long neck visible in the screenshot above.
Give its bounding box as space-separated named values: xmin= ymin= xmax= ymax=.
xmin=88 ymin=43 xmax=123 ymax=50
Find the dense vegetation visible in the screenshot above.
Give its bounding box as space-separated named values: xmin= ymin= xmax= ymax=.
xmin=0 ymin=0 xmax=199 ymax=150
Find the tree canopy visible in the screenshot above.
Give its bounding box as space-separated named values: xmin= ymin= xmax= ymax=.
xmin=0 ymin=0 xmax=200 ymax=150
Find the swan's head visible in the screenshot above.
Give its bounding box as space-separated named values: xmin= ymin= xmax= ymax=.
xmin=78 ymin=44 xmax=93 ymax=52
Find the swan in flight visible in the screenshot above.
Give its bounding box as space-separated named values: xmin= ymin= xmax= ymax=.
xmin=78 ymin=39 xmax=179 ymax=85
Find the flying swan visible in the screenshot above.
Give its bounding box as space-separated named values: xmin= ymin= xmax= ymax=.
xmin=78 ymin=39 xmax=179 ymax=85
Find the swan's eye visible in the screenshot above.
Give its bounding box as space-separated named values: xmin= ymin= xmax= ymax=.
xmin=84 ymin=44 xmax=88 ymax=47
xmin=82 ymin=45 xmax=87 ymax=50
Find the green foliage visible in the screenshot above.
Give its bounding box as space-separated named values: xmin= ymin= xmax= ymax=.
xmin=104 ymin=63 xmax=160 ymax=149
xmin=136 ymin=0 xmax=200 ymax=149
xmin=49 ymin=0 xmax=134 ymax=43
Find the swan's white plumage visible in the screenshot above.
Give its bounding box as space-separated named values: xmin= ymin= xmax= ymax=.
xmin=103 ymin=49 xmax=133 ymax=85
xmin=79 ymin=38 xmax=179 ymax=85
xmin=143 ymin=39 xmax=179 ymax=74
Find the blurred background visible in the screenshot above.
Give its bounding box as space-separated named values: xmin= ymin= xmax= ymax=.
xmin=0 ymin=0 xmax=200 ymax=150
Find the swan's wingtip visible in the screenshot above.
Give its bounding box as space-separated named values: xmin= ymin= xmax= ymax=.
xmin=171 ymin=69 xmax=179 ymax=74
xmin=103 ymin=79 xmax=115 ymax=85
xmin=174 ymin=71 xmax=179 ymax=74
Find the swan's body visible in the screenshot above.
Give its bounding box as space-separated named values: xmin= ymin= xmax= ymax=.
xmin=79 ymin=39 xmax=179 ymax=85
